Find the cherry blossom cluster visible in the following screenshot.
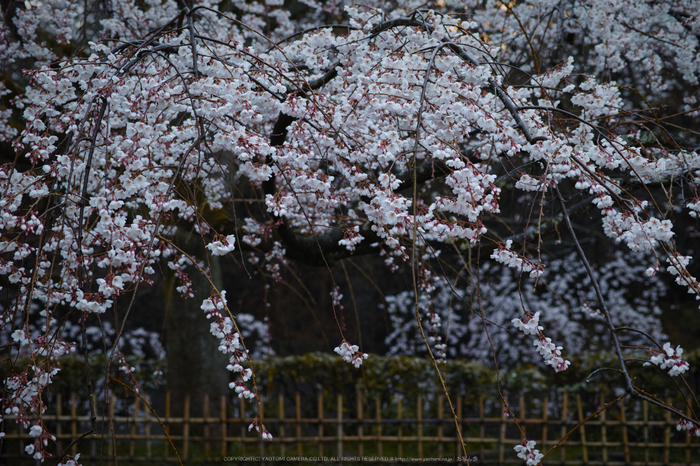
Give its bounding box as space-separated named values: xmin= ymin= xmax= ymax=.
xmin=201 ymin=292 xmax=255 ymax=400
xmin=687 ymin=199 xmax=700 ymax=218
xmin=206 ymin=234 xmax=237 ymax=256
xmin=330 ymin=286 xmax=343 ymax=309
xmin=512 ymin=312 xmax=544 ymax=336
xmin=23 ymin=422 xmax=56 ymax=461
xmin=264 ymin=242 xmax=288 ymax=282
xmin=666 ymin=254 xmax=700 ymax=298
xmin=602 ymin=211 xmax=675 ymax=252
xmin=3 ymin=364 xmax=60 ymax=425
xmin=334 ymin=341 xmax=368 ymax=369
xmin=514 ymin=440 xmax=544 ymax=466
xmin=2 ymin=363 xmax=60 ymax=461
xmin=491 ymin=241 xmax=545 ymax=278
xmin=417 ymin=270 xmax=449 ymax=362
xmin=676 ymin=419 xmax=700 ymax=437
xmin=116 ymin=351 xmax=141 ymax=393
xmin=338 ymin=226 xmax=363 ymax=252
xmin=645 ymin=343 xmax=690 ymax=377
xmin=512 ymin=312 xmax=570 ymax=373
xmin=247 ymin=418 xmax=273 ymax=441
xmin=533 ymin=337 xmax=571 ymax=373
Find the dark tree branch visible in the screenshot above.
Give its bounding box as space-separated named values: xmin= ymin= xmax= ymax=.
xmin=555 ymin=186 xmax=636 ymax=395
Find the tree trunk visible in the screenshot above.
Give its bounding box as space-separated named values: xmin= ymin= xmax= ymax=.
xmin=164 ymin=236 xmax=229 ymax=419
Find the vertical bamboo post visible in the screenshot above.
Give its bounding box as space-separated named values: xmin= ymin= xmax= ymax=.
xmin=686 ymin=399 xmax=692 ymax=465
xmin=498 ymin=397 xmax=507 ymax=464
xmin=642 ymin=401 xmax=649 ymax=464
xmin=417 ymin=394 xmax=423 ymax=459
xmin=456 ymin=395 xmax=464 ymax=459
xmin=144 ymin=394 xmax=152 ymax=459
xmin=183 ymin=394 xmax=190 ymax=460
xmin=220 ymin=395 xmax=227 ymax=457
xmin=541 ymin=396 xmax=548 ymax=452
xmin=664 ymin=398 xmax=671 ymax=465
xmin=357 ymin=385 xmax=363 ymax=458
xmin=519 ymin=394 xmax=526 ymax=441
xmin=203 ymin=393 xmax=210 ymax=459
xmin=130 ymin=396 xmax=140 ymax=458
xmin=296 ymin=392 xmax=302 ymax=456
xmin=109 ymin=393 xmax=115 ymax=458
xmin=317 ymin=393 xmax=323 ymax=457
xmin=619 ymin=398 xmax=630 ymax=464
xmin=398 ymin=397 xmax=403 ymax=458
xmin=560 ymin=392 xmax=568 ymax=463
xmin=643 ymin=400 xmax=649 ymax=464
xmin=57 ymin=394 xmax=63 ymax=446
xmin=437 ymin=394 xmax=444 ymax=458
xmin=337 ymin=393 xmax=343 ymax=459
xmin=576 ymin=395 xmax=587 ymax=463
xmin=259 ymin=397 xmax=265 ymax=457
xmin=239 ymin=397 xmax=246 ymax=456
xmin=164 ymin=391 xmax=171 ymax=458
xmin=71 ymin=393 xmax=78 ymax=455
xmin=479 ymin=396 xmax=485 ymax=461
xmin=279 ymin=394 xmax=286 ymax=458
xmin=600 ymin=396 xmax=607 ymax=464
xmin=92 ymin=393 xmax=98 ymax=458
xmin=376 ymin=395 xmax=383 ymax=457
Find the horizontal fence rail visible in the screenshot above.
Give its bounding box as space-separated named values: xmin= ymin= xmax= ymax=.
xmin=1 ymin=389 xmax=699 ymax=465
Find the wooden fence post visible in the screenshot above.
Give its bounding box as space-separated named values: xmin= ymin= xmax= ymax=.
xmin=109 ymin=393 xmax=115 ymax=458
xmin=296 ymin=392 xmax=302 ymax=456
xmin=686 ymin=399 xmax=692 ymax=465
xmin=130 ymin=396 xmax=139 ymax=458
xmin=560 ymin=392 xmax=568 ymax=463
xmin=220 ymin=394 xmax=227 ymax=457
xmin=498 ymin=397 xmax=507 ymax=464
xmin=438 ymin=394 xmax=444 ymax=459
xmin=145 ymin=394 xmax=152 ymax=460
xmin=397 ymin=397 xmax=403 ymax=457
xmin=203 ymin=393 xmax=210 ymax=459
xmin=576 ymin=394 xmax=587 ymax=463
xmin=164 ymin=391 xmax=170 ymax=458
xmin=239 ymin=397 xmax=246 ymax=456
xmin=519 ymin=394 xmax=526 ymax=440
xmin=376 ymin=395 xmax=382 ymax=457
xmin=279 ymin=393 xmax=285 ymax=457
xmin=258 ymin=396 xmax=265 ymax=457
xmin=479 ymin=396 xmax=485 ymax=461
xmin=71 ymin=393 xmax=77 ymax=456
xmin=600 ymin=396 xmax=607 ymax=464
xmin=183 ymin=394 xmax=190 ymax=460
xmin=541 ymin=396 xmax=548 ymax=452
xmin=620 ymin=398 xmax=630 ymax=464
xmin=57 ymin=394 xmax=63 ymax=453
xmin=643 ymin=400 xmax=649 ymax=464
xmin=664 ymin=398 xmax=671 ymax=465
xmin=317 ymin=392 xmax=323 ymax=457
xmin=456 ymin=395 xmax=464 ymax=460
xmin=357 ymin=385 xmax=363 ymax=458
xmin=418 ymin=394 xmax=423 ymax=458
xmin=337 ymin=393 xmax=343 ymax=458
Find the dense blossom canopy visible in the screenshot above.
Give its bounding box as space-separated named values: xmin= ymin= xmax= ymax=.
xmin=1 ymin=0 xmax=700 ymax=463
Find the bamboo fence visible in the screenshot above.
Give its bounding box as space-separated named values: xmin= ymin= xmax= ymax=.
xmin=1 ymin=389 xmax=698 ymax=464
